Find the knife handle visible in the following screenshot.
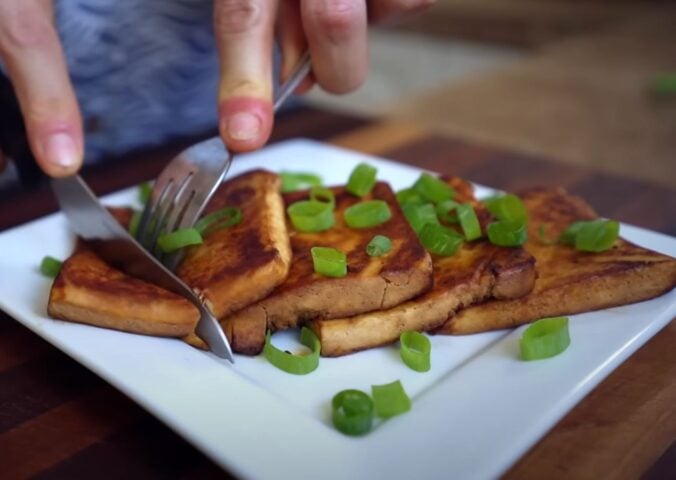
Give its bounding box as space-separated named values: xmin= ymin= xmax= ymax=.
xmin=0 ymin=72 xmax=46 ymax=187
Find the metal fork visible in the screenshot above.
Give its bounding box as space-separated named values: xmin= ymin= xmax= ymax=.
xmin=136 ymin=52 xmax=312 ymax=270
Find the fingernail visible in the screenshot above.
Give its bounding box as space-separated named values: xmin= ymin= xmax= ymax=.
xmin=44 ymin=133 xmax=78 ymax=168
xmin=226 ymin=112 xmax=261 ymax=141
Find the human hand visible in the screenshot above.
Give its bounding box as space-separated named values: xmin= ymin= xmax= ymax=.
xmin=215 ymin=0 xmax=435 ymax=152
xmin=0 ymin=0 xmax=83 ymax=178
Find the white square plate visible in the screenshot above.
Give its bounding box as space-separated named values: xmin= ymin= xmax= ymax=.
xmin=0 ymin=139 xmax=674 ymax=479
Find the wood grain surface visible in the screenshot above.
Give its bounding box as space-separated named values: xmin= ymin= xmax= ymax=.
xmin=0 ymin=107 xmax=674 ymax=479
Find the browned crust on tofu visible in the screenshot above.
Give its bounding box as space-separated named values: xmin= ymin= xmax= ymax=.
xmin=439 ymin=187 xmax=676 ymax=334
xmin=48 ymin=249 xmax=199 ymax=336
xmin=309 ymin=176 xmax=537 ymax=357
xmin=221 ymin=181 xmax=434 ymax=355
xmin=177 ymin=169 xmax=292 ymax=319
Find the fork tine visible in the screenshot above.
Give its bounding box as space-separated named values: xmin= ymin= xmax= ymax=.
xmin=145 ymin=174 xmax=194 ymax=255
xmin=136 ymin=177 xmax=172 ymax=245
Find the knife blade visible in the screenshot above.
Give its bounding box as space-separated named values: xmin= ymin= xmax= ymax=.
xmin=51 ymin=175 xmax=234 ymax=362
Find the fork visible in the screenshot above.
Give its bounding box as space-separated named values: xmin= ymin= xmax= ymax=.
xmin=136 ymin=52 xmax=312 ymax=269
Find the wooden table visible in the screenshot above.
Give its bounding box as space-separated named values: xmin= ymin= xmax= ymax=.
xmin=0 ymin=107 xmax=674 ymax=479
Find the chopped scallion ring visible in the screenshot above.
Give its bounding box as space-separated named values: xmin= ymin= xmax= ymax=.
xmin=435 ymin=199 xmax=459 ymax=224
xmin=263 ymin=327 xmax=321 ymax=374
xmin=413 ymin=173 xmax=455 ymax=203
xmin=487 ymin=220 xmax=527 ymax=247
xmin=483 ymin=194 xmax=528 ymax=223
xmin=280 ymin=171 xmax=322 ymax=193
xmin=402 ymin=203 xmax=439 ymax=234
xmin=194 ymin=207 xmax=242 ymax=235
xmin=366 ymin=235 xmax=392 ymax=257
xmin=344 ymin=200 xmax=392 ymax=229
xmin=457 ymin=204 xmax=481 ymax=241
xmin=400 ymin=331 xmax=431 ymax=372
xmin=138 ymin=182 xmax=152 ymax=205
xmin=309 ymin=186 xmax=336 ymax=208
xmin=520 ymin=317 xmax=571 ymax=361
xmin=560 ymin=219 xmax=619 ymax=252
xmin=287 ymin=200 xmax=335 ymax=232
xmin=371 ymin=380 xmax=411 ymax=418
xmin=346 ymin=163 xmax=377 ymax=197
xmin=396 ymin=188 xmax=425 ymax=206
xmin=419 ymin=223 xmax=464 ymax=256
xmin=311 ymin=246 xmax=348 ymax=277
xmin=332 ymin=389 xmax=374 ymax=436
xmin=40 ymin=256 xmax=63 ymax=278
xmin=157 ymin=228 xmax=203 ymax=253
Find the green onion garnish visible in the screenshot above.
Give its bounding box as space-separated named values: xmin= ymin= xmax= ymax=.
xmin=287 ymin=200 xmax=335 ymax=232
xmin=311 ymin=246 xmax=348 ymax=277
xmin=280 ymin=171 xmax=322 ymax=193
xmin=157 ymin=228 xmax=203 ymax=253
xmin=372 ymin=380 xmax=411 ymax=419
xmin=484 ymin=194 xmax=528 ymax=223
xmin=366 ymin=235 xmax=392 ymax=257
xmin=128 ymin=210 xmax=142 ymax=237
xmin=194 ymin=207 xmax=242 ymax=235
xmin=457 ymin=204 xmax=481 ymax=241
xmin=309 ymin=186 xmax=336 ymax=208
xmin=396 ymin=188 xmax=425 ymax=206
xmin=346 ymin=163 xmax=377 ymax=197
xmin=138 ymin=182 xmax=152 ymax=205
xmin=402 ymin=203 xmax=439 ymax=234
xmin=332 ymin=389 xmax=374 ymax=436
xmin=487 ymin=220 xmax=527 ymax=247
xmin=419 ymin=223 xmax=464 ymax=256
xmin=40 ymin=256 xmax=63 ymax=278
xmin=560 ymin=219 xmax=619 ymax=252
xmin=435 ymin=199 xmax=459 ymax=224
xmin=413 ymin=173 xmax=455 ymax=203
xmin=399 ymin=331 xmax=431 ymax=372
xmin=263 ymin=327 xmax=321 ymax=374
xmin=520 ymin=317 xmax=571 ymax=361
xmin=344 ymin=200 xmax=392 ymax=229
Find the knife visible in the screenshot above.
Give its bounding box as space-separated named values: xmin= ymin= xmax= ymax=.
xmin=51 ymin=175 xmax=234 ymax=362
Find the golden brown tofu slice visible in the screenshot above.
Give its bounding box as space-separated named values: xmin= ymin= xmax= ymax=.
xmin=222 ymin=182 xmax=434 ymax=355
xmin=309 ymin=176 xmax=536 ymax=357
xmin=439 ymin=187 xmax=676 ymax=334
xmin=48 ymin=249 xmax=199 ymax=337
xmin=177 ymin=169 xmax=292 ymax=319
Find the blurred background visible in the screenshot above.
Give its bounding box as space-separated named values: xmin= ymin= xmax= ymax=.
xmin=307 ymin=0 xmax=676 ymax=188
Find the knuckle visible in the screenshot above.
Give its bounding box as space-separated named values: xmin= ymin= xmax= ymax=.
xmin=0 ymin=3 xmax=56 ymax=54
xmin=310 ymin=1 xmax=362 ymax=40
xmin=214 ymin=0 xmax=264 ymax=34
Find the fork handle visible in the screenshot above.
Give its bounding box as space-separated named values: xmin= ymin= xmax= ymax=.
xmin=273 ymin=51 xmax=312 ymax=112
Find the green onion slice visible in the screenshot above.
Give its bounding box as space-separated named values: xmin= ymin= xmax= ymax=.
xmin=484 ymin=194 xmax=528 ymax=223
xmin=560 ymin=219 xmax=619 ymax=252
xmin=280 ymin=171 xmax=322 ymax=193
xmin=194 ymin=207 xmax=242 ymax=235
xmin=402 ymin=203 xmax=439 ymax=234
xmin=157 ymin=228 xmax=203 ymax=253
xmin=396 ymin=188 xmax=425 ymax=206
xmin=128 ymin=210 xmax=142 ymax=237
xmin=40 ymin=256 xmax=63 ymax=278
xmin=287 ymin=200 xmax=335 ymax=232
xmin=419 ymin=223 xmax=464 ymax=256
xmin=487 ymin=220 xmax=527 ymax=247
xmin=344 ymin=200 xmax=392 ymax=229
xmin=457 ymin=204 xmax=481 ymax=241
xmin=138 ymin=182 xmax=152 ymax=205
xmin=311 ymin=246 xmax=348 ymax=277
xmin=413 ymin=173 xmax=455 ymax=203
xmin=263 ymin=327 xmax=321 ymax=375
xmin=520 ymin=316 xmax=571 ymax=361
xmin=400 ymin=331 xmax=431 ymax=372
xmin=346 ymin=163 xmax=377 ymax=197
xmin=371 ymin=380 xmax=411 ymax=419
xmin=366 ymin=235 xmax=392 ymax=257
xmin=435 ymin=199 xmax=459 ymax=224
xmin=309 ymin=186 xmax=336 ymax=208
xmin=332 ymin=389 xmax=374 ymax=436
